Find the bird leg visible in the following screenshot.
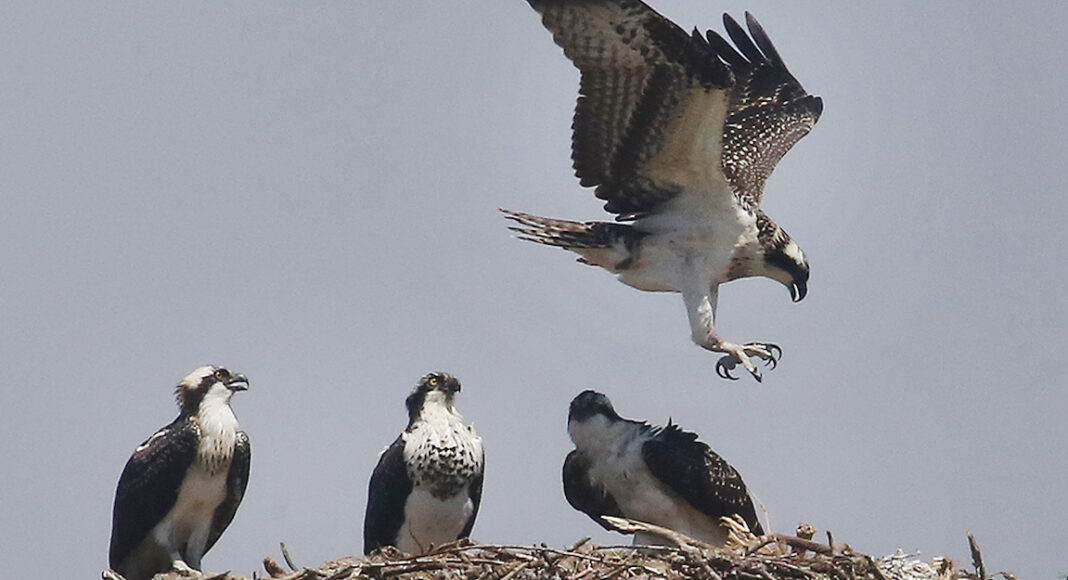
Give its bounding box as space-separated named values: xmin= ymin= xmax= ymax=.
xmin=683 ymin=284 xmax=780 ymax=382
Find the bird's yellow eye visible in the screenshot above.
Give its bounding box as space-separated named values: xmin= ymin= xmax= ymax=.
xmin=214 ymin=369 xmax=230 ymax=381
xmin=428 ymin=376 xmax=439 ymax=387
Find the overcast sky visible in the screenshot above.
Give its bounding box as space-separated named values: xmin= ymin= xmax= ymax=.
xmin=2 ymin=1 xmax=1066 ymax=578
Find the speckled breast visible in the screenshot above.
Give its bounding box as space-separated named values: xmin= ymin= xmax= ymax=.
xmin=404 ymin=428 xmax=481 ymax=499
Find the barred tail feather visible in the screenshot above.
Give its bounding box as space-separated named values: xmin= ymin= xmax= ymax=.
xmin=500 ymin=209 xmax=612 ymax=249
xmin=500 ymin=208 xmax=643 ymax=271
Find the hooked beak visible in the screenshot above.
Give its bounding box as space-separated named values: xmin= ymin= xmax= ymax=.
xmin=444 ymin=376 xmax=461 ymax=395
xmin=790 ymin=281 xmax=808 ymax=303
xmin=226 ymin=373 xmax=249 ymax=392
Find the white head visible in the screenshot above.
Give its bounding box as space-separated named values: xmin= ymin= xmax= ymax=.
xmin=175 ymin=365 xmax=249 ymax=416
xmin=566 ymin=389 xmax=631 ymax=452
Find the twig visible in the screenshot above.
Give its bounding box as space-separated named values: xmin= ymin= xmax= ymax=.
xmin=280 ymin=542 xmax=298 ymax=571
xmin=595 ymin=566 xmax=629 ymax=580
xmin=968 ymin=531 xmax=986 ymax=580
xmin=743 ymin=562 xmax=779 ymax=580
xmin=862 ymin=555 xmax=889 ymax=580
xmin=600 ymin=516 xmax=713 ymax=555
xmin=263 ymin=557 xmax=287 ymax=578
xmin=813 ymin=560 xmax=851 ymax=580
xmin=498 ymin=559 xmax=535 ymax=580
xmin=764 ymin=560 xmax=815 ymax=579
xmin=323 ymin=565 xmax=356 ymax=580
xmin=747 ymin=534 xmax=833 ymax=556
xmin=569 ymin=537 xmax=592 ymax=551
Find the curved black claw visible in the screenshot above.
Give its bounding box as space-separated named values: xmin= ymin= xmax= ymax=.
xmin=716 ymin=360 xmax=740 ymax=381
xmin=748 ymin=367 xmax=763 ymax=383
xmin=744 ymin=342 xmax=781 ymax=369
xmin=768 ymin=343 xmax=783 ymax=360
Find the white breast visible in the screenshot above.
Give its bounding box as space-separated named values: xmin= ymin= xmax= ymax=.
xmin=195 ymin=386 xmax=240 ymax=474
xmin=618 ymin=200 xmax=753 ymax=294
xmin=160 ymin=461 xmax=230 ymax=558
xmin=395 ymin=486 xmax=476 ymax=554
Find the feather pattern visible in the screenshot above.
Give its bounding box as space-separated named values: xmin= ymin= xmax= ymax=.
xmin=527 ymin=0 xmax=821 ymax=216
xmin=641 ymin=422 xmax=763 ymax=535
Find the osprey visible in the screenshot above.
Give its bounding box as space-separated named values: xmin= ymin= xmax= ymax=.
xmin=504 ymin=0 xmax=822 ymax=381
xmin=363 ymin=372 xmax=485 ymax=555
xmin=563 ymin=390 xmax=763 ymax=546
xmin=109 ymin=365 xmax=251 ymax=580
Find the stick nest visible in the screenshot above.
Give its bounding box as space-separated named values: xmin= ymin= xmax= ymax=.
xmin=114 ymin=518 xmax=995 ymax=580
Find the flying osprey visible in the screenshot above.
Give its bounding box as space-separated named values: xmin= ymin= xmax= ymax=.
xmin=563 ymin=390 xmax=763 ymax=546
xmin=504 ymin=0 xmax=822 ymax=381
xmin=109 ymin=365 xmax=251 ymax=580
xmin=363 ymin=372 xmax=485 ymax=555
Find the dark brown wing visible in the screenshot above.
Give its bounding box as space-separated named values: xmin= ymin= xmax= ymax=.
xmin=527 ymin=0 xmax=731 ymax=218
xmin=641 ymin=424 xmax=763 ymax=535
xmin=109 ymin=417 xmax=199 ymax=569
xmin=458 ymin=469 xmax=483 ymax=539
xmin=205 ymin=430 xmax=250 ymax=554
xmin=363 ymin=436 xmax=412 ymax=554
xmin=562 ymin=449 xmax=624 ymax=531
xmin=702 ymin=13 xmax=823 ymax=208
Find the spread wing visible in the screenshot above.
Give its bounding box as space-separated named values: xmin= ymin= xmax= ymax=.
xmin=363 ymin=436 xmax=412 ymax=554
xmin=206 ymin=430 xmax=250 ymax=554
xmin=109 ymin=418 xmax=199 ymax=568
xmin=562 ymin=449 xmax=624 ymax=531
xmin=527 ymin=2 xmax=821 ymax=217
xmin=641 ymin=424 xmax=763 ymax=535
xmin=528 ymin=0 xmax=732 ymax=218
xmin=701 ymin=13 xmax=823 ymax=209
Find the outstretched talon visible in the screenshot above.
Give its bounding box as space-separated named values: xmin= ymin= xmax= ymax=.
xmin=716 ymin=356 xmax=744 ymax=381
xmin=756 ymin=343 xmax=782 ymax=369
xmin=713 ymin=342 xmax=782 ymax=382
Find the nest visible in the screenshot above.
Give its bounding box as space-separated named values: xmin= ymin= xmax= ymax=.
xmin=108 ymin=518 xmax=997 ymax=580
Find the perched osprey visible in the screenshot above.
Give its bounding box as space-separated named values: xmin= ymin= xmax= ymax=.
xmin=363 ymin=372 xmax=485 ymax=555
xmin=109 ymin=365 xmax=251 ymax=580
xmin=504 ymin=0 xmax=822 ymax=381
xmin=563 ymin=390 xmax=763 ymax=546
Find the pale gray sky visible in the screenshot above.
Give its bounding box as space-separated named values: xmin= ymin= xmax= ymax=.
xmin=1 ymin=1 xmax=1066 ymax=578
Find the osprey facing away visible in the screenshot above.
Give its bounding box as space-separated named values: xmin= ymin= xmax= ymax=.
xmin=364 ymin=372 xmax=485 ymax=555
xmin=109 ymin=365 xmax=251 ymax=580
xmin=563 ymin=390 xmax=763 ymax=546
xmin=504 ymin=0 xmax=822 ymax=381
